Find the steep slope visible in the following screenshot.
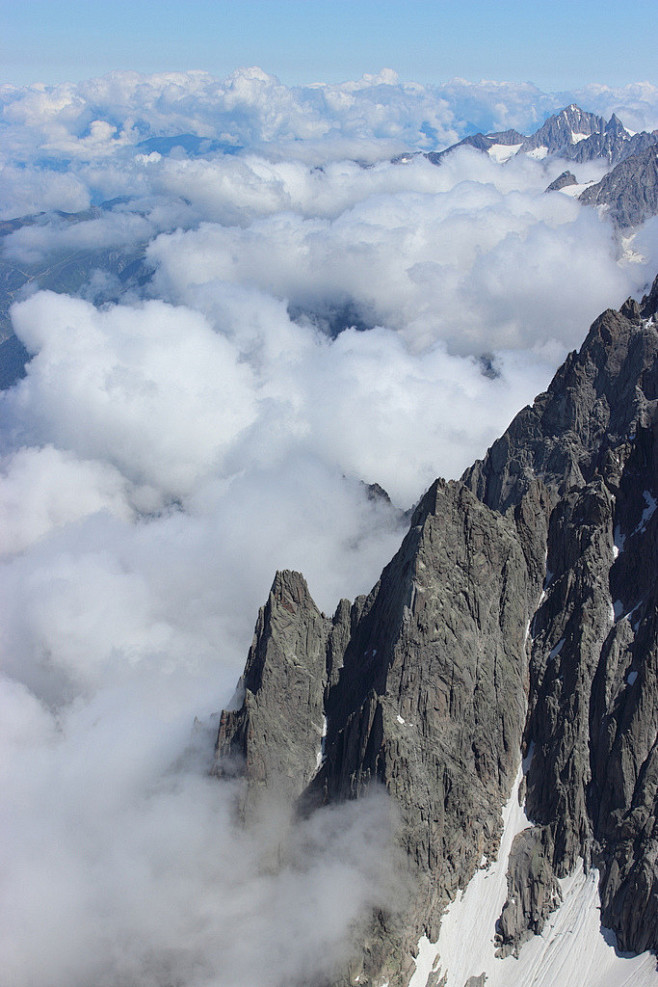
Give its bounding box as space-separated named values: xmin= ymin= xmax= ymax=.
xmin=466 ymin=277 xmax=658 ymax=953
xmin=214 ymin=275 xmax=658 ymax=985
xmin=579 ymin=144 xmax=658 ymax=227
xmin=522 ymin=104 xmax=606 ymax=158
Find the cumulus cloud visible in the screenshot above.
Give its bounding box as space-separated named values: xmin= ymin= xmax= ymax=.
xmin=147 ymin=148 xmax=648 ymax=357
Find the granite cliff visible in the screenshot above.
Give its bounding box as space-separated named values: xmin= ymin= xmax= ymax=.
xmin=214 ymin=274 xmax=658 ymax=985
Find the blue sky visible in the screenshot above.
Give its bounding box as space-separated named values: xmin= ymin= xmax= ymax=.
xmin=2 ymin=0 xmax=657 ymax=90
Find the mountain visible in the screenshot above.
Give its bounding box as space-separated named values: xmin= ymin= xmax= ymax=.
xmin=214 ymin=275 xmax=658 ymax=985
xmin=579 ymin=145 xmax=658 ymax=228
xmin=421 ymin=104 xmax=658 ymax=169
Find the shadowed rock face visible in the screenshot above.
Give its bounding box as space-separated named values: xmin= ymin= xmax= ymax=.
xmin=214 ymin=276 xmax=658 ymax=983
xmin=213 ymin=570 xmax=332 ymax=814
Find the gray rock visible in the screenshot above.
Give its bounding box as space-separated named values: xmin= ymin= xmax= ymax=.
xmin=213 ymin=569 xmax=332 ymax=815
xmin=579 ymin=145 xmax=658 ymax=228
xmin=522 ymin=104 xmax=605 ymax=156
xmin=496 ymin=826 xmax=562 ymax=957
xmin=545 ymin=171 xmax=577 ymax=192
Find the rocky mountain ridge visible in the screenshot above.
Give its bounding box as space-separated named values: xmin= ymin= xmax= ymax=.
xmin=421 ymin=103 xmax=658 ymax=168
xmin=214 ymin=274 xmax=658 ymax=985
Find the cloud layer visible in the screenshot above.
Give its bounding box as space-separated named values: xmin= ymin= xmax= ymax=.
xmin=3 ymin=68 xmax=658 ymax=218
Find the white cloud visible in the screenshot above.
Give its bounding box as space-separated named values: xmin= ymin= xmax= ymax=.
xmin=0 ymin=445 xmax=130 ymax=555
xmin=148 ymin=148 xmax=648 ymax=358
xmin=7 ymin=292 xmax=258 ymax=498
xmin=0 ymin=163 xmax=91 ymax=219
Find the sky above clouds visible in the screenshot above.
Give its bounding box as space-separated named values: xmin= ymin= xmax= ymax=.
xmin=2 ymin=8 xmax=658 ymax=984
xmin=2 ymin=0 xmax=658 ymax=90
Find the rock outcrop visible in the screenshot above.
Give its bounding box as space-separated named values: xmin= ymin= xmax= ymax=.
xmin=545 ymin=170 xmax=577 ymax=192
xmin=579 ymin=145 xmax=658 ymax=228
xmin=214 ymin=274 xmax=658 ymax=983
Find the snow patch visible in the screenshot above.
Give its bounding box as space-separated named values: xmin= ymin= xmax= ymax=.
xmin=487 ymin=143 xmax=522 ymax=163
xmin=570 ymin=132 xmax=590 ymax=143
xmin=410 ymin=763 xmax=658 ymax=987
xmin=410 ymin=762 xmax=531 ymax=987
xmin=614 ymin=524 xmax=626 ymax=555
xmin=315 ymin=716 xmax=328 ymax=770
xmin=559 ymin=180 xmax=596 ymax=198
xmin=528 ymin=145 xmax=548 ymax=159
xmin=397 ymin=714 xmax=405 ymax=725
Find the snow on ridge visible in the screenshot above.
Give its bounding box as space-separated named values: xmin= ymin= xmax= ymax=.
xmin=558 ymin=180 xmax=596 ymax=198
xmin=487 ymin=142 xmax=522 ymax=163
xmin=409 ymin=762 xmax=531 ymax=987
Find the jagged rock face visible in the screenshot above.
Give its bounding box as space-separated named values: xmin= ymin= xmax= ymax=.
xmin=213 ymin=570 xmax=332 ymax=813
xmin=215 ymin=275 xmax=658 ymax=983
xmin=316 ymin=479 xmax=533 ymax=899
xmin=568 ymin=121 xmax=658 ymax=168
xmin=465 ymin=275 xmax=658 ymax=953
xmin=522 ymin=104 xmax=605 ymax=155
xmin=496 ymin=825 xmax=562 ymax=957
xmin=545 ymin=170 xmax=577 ymax=192
xmin=425 ymin=104 xmax=658 ymax=172
xmin=462 ymin=282 xmax=658 ymax=512
xmin=580 ymin=145 xmax=658 ymax=228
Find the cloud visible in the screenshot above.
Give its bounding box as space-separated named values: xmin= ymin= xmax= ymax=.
xmin=0 ymin=669 xmax=399 ymax=987
xmin=6 ymin=292 xmax=258 ymax=498
xmin=0 ymin=163 xmax=91 ymax=219
xmin=0 ymin=444 xmax=130 ymax=555
xmin=147 ymin=148 xmax=647 ymax=358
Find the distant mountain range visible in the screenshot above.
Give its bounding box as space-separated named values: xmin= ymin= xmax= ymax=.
xmin=397 ymin=104 xmax=658 ymax=170
xmin=395 ymin=104 xmax=658 ymax=230
xmin=2 ymin=103 xmax=658 ymax=392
